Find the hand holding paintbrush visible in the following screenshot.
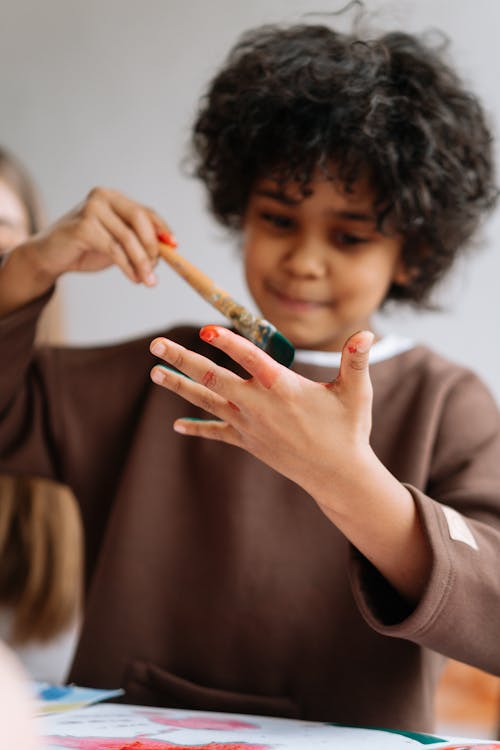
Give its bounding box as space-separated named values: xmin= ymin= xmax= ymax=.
xmin=157 ymin=234 xmax=294 ymax=367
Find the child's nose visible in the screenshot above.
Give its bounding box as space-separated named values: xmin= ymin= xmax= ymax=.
xmin=282 ymin=236 xmax=328 ymax=277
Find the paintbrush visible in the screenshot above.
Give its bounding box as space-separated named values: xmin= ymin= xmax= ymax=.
xmin=157 ymin=236 xmax=295 ymax=367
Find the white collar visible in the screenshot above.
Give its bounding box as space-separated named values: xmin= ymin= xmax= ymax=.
xmin=293 ymin=334 xmax=415 ymax=368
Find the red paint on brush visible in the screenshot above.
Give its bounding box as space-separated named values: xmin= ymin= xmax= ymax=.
xmin=200 ymin=325 xmax=221 ymax=343
xmin=158 ymin=231 xmax=178 ymax=248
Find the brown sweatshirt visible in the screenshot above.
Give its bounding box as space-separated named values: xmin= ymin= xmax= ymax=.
xmin=1 ymin=293 xmax=500 ymax=733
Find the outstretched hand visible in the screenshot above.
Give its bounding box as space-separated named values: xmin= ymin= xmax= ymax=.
xmin=150 ymin=325 xmax=432 ymax=603
xmin=150 ymin=325 xmax=375 ymax=503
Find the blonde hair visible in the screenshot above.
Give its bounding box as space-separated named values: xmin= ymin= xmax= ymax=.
xmin=0 ymin=147 xmax=81 ymax=644
xmin=0 ymin=477 xmax=82 ymax=643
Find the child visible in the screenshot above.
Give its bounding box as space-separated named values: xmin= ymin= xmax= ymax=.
xmin=0 ymin=23 xmax=499 ymax=734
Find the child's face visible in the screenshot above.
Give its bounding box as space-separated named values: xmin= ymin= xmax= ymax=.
xmin=242 ymin=171 xmax=408 ymax=352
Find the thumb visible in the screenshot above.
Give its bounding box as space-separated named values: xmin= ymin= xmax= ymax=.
xmin=336 ymin=330 xmax=375 ymax=399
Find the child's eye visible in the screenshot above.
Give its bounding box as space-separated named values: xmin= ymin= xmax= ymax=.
xmin=260 ymin=212 xmax=294 ymax=230
xmin=332 ymin=232 xmax=368 ymax=248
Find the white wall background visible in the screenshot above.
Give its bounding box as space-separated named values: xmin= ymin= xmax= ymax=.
xmin=1 ymin=0 xmax=499 ymax=399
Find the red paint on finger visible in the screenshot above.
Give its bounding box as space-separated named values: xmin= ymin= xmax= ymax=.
xmin=228 ymin=401 xmax=240 ymax=412
xmin=202 ymin=370 xmax=216 ymax=387
xmin=348 ymin=345 xmax=357 ymax=353
xmin=200 ymin=325 xmax=221 ymax=343
xmin=157 ymin=231 xmax=178 ymax=248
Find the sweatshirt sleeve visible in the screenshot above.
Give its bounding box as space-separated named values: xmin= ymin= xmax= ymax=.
xmin=0 ymin=292 xmax=60 ymax=478
xmin=349 ymin=370 xmax=500 ymax=675
xmin=0 ymin=292 xmax=156 ymax=498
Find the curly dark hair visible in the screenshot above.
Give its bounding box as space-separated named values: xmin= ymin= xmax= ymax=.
xmin=191 ymin=23 xmax=498 ymax=304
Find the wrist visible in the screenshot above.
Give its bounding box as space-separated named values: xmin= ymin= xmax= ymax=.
xmin=17 ymin=237 xmax=60 ymax=291
xmin=0 ymin=240 xmax=57 ymax=317
xmin=305 ymin=443 xmax=378 ymax=515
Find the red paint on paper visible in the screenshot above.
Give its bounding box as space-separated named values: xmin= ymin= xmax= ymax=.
xmin=139 ymin=711 xmax=257 ymax=730
xmin=46 ymin=737 xmax=267 ymax=749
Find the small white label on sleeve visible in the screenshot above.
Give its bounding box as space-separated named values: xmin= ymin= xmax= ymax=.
xmin=441 ymin=505 xmax=479 ymax=550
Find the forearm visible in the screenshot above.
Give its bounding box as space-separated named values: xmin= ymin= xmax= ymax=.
xmin=0 ymin=240 xmax=55 ymax=318
xmin=0 ymin=287 xmax=56 ymax=479
xmin=309 ymin=448 xmax=432 ymax=605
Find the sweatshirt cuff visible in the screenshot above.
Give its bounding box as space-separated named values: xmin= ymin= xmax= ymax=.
xmin=348 ymin=485 xmax=455 ymax=639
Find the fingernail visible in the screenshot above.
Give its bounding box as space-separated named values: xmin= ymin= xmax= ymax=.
xmin=151 ymin=368 xmax=165 ymax=384
xmin=145 ymin=272 xmax=157 ymax=286
xmin=151 ymin=341 xmax=165 ymax=356
xmin=200 ymin=325 xmax=220 ymax=343
xmin=174 ymin=418 xmax=204 ymax=434
xmin=158 ymin=231 xmax=178 ymax=248
xmin=355 ymin=333 xmax=374 ymax=354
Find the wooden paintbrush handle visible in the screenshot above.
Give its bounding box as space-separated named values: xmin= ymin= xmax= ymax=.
xmin=158 ymin=241 xmax=221 ymax=300
xmin=159 ymin=241 xmax=260 ymax=331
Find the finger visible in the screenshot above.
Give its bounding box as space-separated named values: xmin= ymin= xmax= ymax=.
xmin=331 ymin=330 xmax=374 ymax=399
xmin=99 ymin=206 xmax=158 ymax=286
xmin=199 ymin=325 xmax=282 ymax=389
xmin=82 ymin=188 xmax=155 ymax=284
xmin=87 ymin=219 xmax=140 ymax=284
xmin=150 ymin=337 xmax=243 ymax=400
xmin=173 ymin=417 xmax=241 ymax=447
xmin=108 ymin=191 xmax=175 ymax=263
xmin=123 ymin=206 xmax=160 ymax=262
xmin=106 ymin=238 xmax=141 ymax=283
xmin=150 ymin=363 xmax=234 ymax=422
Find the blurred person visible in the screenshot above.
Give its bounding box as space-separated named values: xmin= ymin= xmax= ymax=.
xmin=0 ymin=147 xmax=83 ymax=683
